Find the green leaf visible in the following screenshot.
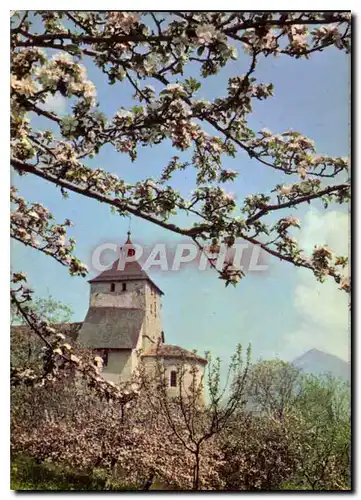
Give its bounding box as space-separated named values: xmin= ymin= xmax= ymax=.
xmin=131 ymin=105 xmax=144 ymax=114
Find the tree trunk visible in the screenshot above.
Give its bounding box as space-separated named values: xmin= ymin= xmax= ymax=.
xmin=143 ymin=472 xmax=155 ymax=491
xmin=193 ymin=448 xmax=201 ymax=490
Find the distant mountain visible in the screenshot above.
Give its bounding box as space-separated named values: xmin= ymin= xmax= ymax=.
xmin=292 ymin=348 xmax=350 ymax=382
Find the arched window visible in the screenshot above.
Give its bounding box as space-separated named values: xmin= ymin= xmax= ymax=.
xmin=110 ymin=283 xmax=115 ymax=292
xmin=170 ymin=370 xmax=177 ymax=387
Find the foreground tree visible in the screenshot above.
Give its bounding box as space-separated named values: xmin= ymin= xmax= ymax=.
xmin=217 ymin=371 xmax=351 ymax=491
xmin=10 ymin=10 xmax=351 ymax=422
xmin=245 ymin=359 xmax=351 ymax=490
xmin=11 ymin=346 xmax=351 ymax=491
xmin=247 ymin=359 xmax=301 ymax=419
xmin=11 ymin=344 xmax=251 ymax=490
xmin=11 ymin=294 xmax=73 ymax=325
xmin=287 ymin=374 xmax=351 ymax=490
xmin=136 ymin=343 xmax=251 ymax=489
xmin=218 ymin=411 xmax=299 ymax=490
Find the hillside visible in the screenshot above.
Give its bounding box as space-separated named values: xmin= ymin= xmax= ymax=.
xmin=292 ymin=349 xmax=350 ymax=382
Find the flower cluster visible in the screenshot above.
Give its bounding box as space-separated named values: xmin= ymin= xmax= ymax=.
xmin=11 ymin=187 xmax=88 ymax=277
xmin=10 ymin=11 xmax=351 ymax=293
xmin=312 ymin=24 xmax=350 ymax=52
xmin=36 ymin=53 xmax=96 ymax=106
xmin=105 ymin=11 xmax=140 ymax=34
xmin=311 ymin=245 xmax=335 ymax=282
xmin=287 ymin=24 xmax=309 ymax=53
xmin=275 ymin=217 xmax=301 ymax=235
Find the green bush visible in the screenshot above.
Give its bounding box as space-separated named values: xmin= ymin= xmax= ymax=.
xmin=11 ymin=455 xmax=138 ymax=491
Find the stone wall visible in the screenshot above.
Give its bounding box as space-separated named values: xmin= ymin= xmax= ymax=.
xmin=142 ymin=282 xmax=163 ymax=350
xmin=143 ymin=356 xmax=205 ymax=403
xmin=90 ymin=280 xmax=146 ymax=309
xmin=87 ymin=279 xmax=165 ymax=381
xmin=101 ymin=349 xmax=133 ymax=384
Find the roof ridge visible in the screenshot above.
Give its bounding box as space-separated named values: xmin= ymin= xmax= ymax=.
xmin=88 ymin=256 xmax=164 ymax=295
xmin=142 ymin=343 xmax=207 ymax=363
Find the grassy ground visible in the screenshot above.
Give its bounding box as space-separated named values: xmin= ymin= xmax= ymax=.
xmin=11 ymin=455 xmax=138 ymax=491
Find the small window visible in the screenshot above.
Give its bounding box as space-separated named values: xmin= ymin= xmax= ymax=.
xmin=170 ymin=370 xmax=177 ymax=387
xmin=161 ymin=331 xmax=165 ymax=343
xmin=110 ymin=283 xmax=115 ymax=292
xmin=122 ymin=283 xmax=127 ymax=292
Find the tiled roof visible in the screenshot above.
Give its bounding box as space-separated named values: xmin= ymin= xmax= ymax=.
xmin=11 ymin=322 xmax=82 ymax=342
xmin=90 ymin=258 xmax=146 ymax=282
xmin=142 ymin=344 xmax=207 ymax=364
xmin=89 ymin=258 xmax=164 ymax=296
xmin=77 ymin=307 xmax=144 ymax=349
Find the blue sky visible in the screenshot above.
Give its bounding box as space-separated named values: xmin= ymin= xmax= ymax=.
xmin=12 ymin=26 xmax=350 ymax=367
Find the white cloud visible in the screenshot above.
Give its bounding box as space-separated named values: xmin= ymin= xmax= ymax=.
xmin=41 ymin=93 xmax=67 ymax=115
xmin=298 ymin=208 xmax=350 ymax=257
xmin=282 ymin=208 xmax=350 ymax=362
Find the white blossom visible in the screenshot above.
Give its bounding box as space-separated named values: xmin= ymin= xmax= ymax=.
xmin=166 ymin=83 xmax=184 ymax=93
xmin=278 ymin=185 xmax=293 ymax=196
xmin=196 ymin=24 xmax=218 ymax=44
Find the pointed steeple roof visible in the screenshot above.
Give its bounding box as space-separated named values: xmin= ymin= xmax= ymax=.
xmin=125 ymin=230 xmax=135 ymax=257
xmin=88 ymin=233 xmax=164 ymax=295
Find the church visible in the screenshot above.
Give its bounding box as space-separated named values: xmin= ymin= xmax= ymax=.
xmin=13 ymin=232 xmax=207 ymax=397
xmin=78 ymin=232 xmax=207 ymax=395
